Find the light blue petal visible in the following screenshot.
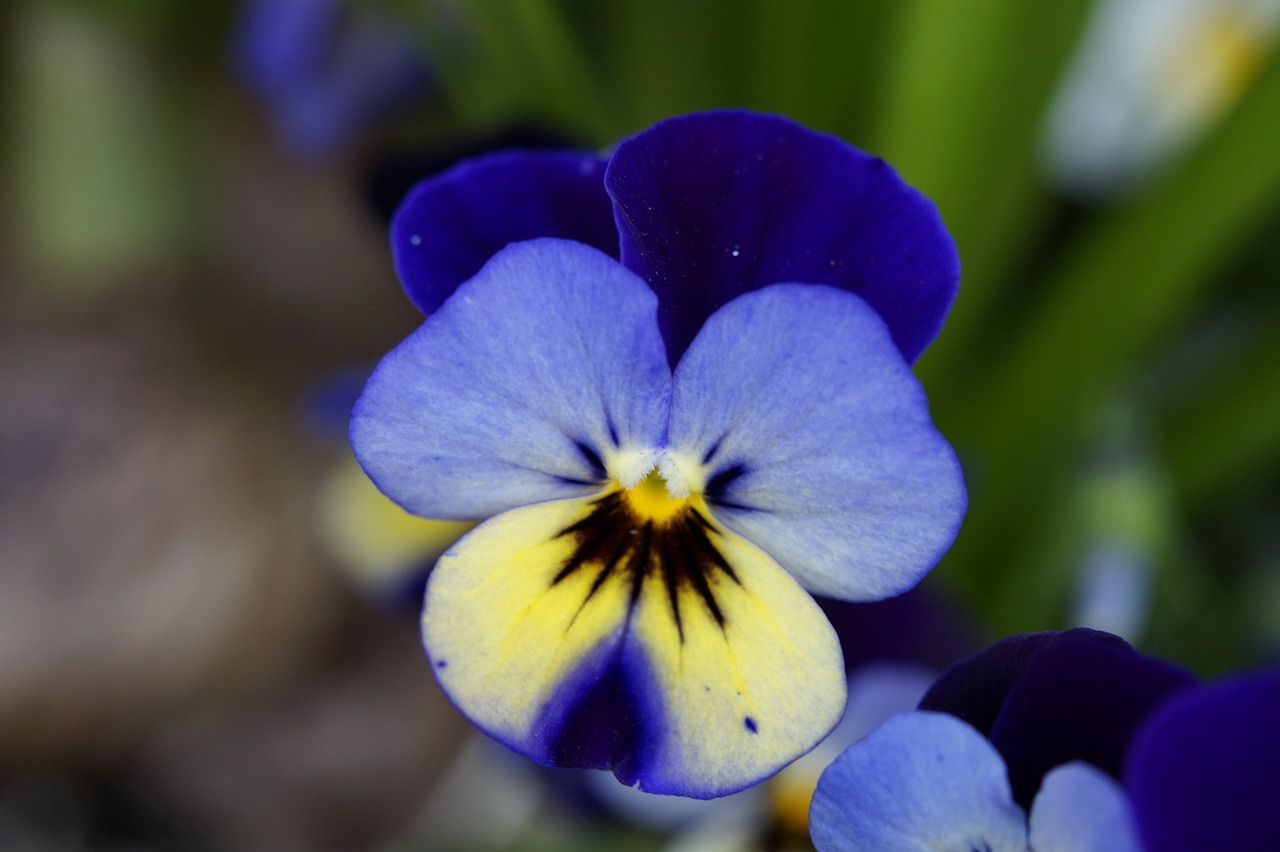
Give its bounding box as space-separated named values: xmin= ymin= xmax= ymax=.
xmin=351 ymin=238 xmax=671 ymax=518
xmin=1028 ymin=762 xmax=1141 ymax=852
xmin=665 ymin=285 xmax=966 ymax=600
xmin=809 ymin=711 xmax=1027 ymax=852
xmin=769 ymin=663 xmax=937 ymax=829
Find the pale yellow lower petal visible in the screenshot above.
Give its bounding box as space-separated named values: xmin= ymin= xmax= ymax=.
xmin=422 ymin=492 xmax=846 ymax=797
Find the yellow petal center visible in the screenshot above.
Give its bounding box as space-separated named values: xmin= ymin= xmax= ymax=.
xmin=622 ymin=469 xmax=688 ymax=524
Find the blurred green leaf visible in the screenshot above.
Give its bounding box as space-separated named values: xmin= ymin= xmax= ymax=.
xmin=874 ymin=0 xmax=1091 ymax=387
xmin=1165 ymin=314 xmax=1280 ymax=506
xmin=9 ymin=3 xmax=188 ymax=296
xmin=589 ymin=0 xmax=744 ymax=134
xmin=944 ymin=49 xmax=1280 ymax=615
xmin=406 ymin=0 xmax=614 ymax=143
xmin=737 ymin=0 xmax=896 ymax=138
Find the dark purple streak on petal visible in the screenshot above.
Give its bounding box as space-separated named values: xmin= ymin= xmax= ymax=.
xmin=535 ymin=639 xmax=666 ymax=789
xmin=605 ymin=110 xmax=958 ymax=363
xmin=1125 ymin=669 xmax=1280 ymax=852
xmin=392 ymin=150 xmax=617 ymax=314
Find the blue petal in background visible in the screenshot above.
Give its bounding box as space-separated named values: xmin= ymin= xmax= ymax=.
xmin=1125 ymin=668 xmax=1280 ymax=851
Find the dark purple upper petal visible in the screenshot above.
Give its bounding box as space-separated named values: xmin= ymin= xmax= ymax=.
xmin=1125 ymin=668 xmax=1280 ymax=852
xmin=605 ymin=110 xmax=959 ymax=363
xmin=987 ymin=635 xmax=1196 ymax=809
xmin=391 ymin=150 xmax=618 ymax=314
xmin=919 ymin=628 xmax=1129 ymax=737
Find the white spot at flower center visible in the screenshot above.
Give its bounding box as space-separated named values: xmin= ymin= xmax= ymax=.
xmin=607 ymin=447 xmax=703 ymax=500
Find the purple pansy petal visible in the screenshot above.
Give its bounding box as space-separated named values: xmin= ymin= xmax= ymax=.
xmin=919 ymin=628 xmax=1131 ymax=738
xmin=987 ymin=634 xmax=1197 ymax=809
xmin=606 ymin=110 xmax=959 ymax=362
xmin=1028 ymin=762 xmax=1142 ymax=852
xmin=351 ymin=239 xmax=670 ymax=519
xmin=1125 ymin=669 xmax=1280 ymax=852
xmin=392 ymin=150 xmax=617 ymax=314
xmin=665 ymin=284 xmax=966 ymax=601
xmin=809 ymin=711 xmax=1027 ymax=852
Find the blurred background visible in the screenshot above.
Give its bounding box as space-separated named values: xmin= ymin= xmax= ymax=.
xmin=2 ymin=0 xmax=1279 ymax=848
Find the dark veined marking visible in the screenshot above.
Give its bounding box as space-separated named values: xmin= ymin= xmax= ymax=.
xmin=701 ymin=438 xmax=722 ymax=465
xmin=552 ymin=491 xmax=741 ymax=642
xmin=704 ymin=462 xmax=759 ymax=513
xmin=573 ymin=440 xmax=607 ymax=477
xmin=705 ymin=463 xmax=745 ymax=498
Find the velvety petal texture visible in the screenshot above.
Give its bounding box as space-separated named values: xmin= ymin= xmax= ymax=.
xmin=423 ymin=493 xmax=845 ymax=798
xmin=351 ymin=239 xmax=670 ymax=519
xmin=392 ymin=151 xmax=617 ymax=314
xmin=1125 ymin=669 xmax=1280 ymax=852
xmin=921 ymin=630 xmax=1196 ymax=809
xmin=606 ymin=110 xmax=959 ymax=362
xmin=1028 ymin=762 xmax=1142 ymax=852
xmin=918 ymin=629 xmax=1127 ymax=737
xmin=665 ymin=284 xmax=966 ymax=600
xmin=809 ymin=711 xmax=1027 ymax=852
xmin=985 ymin=635 xmax=1195 ymax=808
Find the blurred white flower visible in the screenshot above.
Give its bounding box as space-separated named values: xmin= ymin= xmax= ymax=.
xmin=1044 ymin=0 xmax=1280 ymax=196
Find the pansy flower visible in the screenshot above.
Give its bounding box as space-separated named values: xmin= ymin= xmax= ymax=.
xmin=915 ymin=628 xmax=1196 ymax=809
xmin=813 ymin=629 xmax=1172 ymax=850
xmin=811 ymin=630 xmax=1280 ymax=850
xmin=352 ymin=111 xmax=966 ymax=798
xmin=810 ymin=710 xmax=1143 ymax=851
xmin=808 ymin=629 xmax=1200 ymax=850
